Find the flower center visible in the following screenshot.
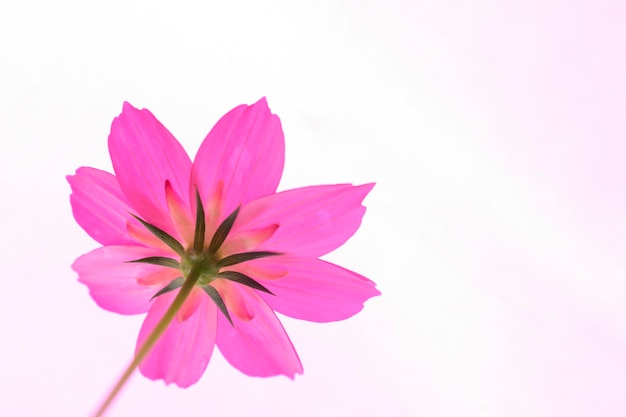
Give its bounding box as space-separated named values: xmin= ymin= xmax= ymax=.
xmin=130 ymin=190 xmax=281 ymax=325
xmin=180 ymin=250 xmax=220 ymax=286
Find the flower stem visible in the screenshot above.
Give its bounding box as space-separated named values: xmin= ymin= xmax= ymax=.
xmin=92 ymin=266 xmax=201 ymax=417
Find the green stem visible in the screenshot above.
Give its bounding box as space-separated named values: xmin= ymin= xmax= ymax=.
xmin=92 ymin=266 xmax=201 ymax=417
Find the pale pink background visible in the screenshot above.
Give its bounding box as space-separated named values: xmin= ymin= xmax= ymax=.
xmin=1 ymin=1 xmax=625 ymax=416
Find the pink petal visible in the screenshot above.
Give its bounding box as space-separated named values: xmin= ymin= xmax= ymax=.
xmin=258 ymin=259 xmax=380 ymax=322
xmin=137 ymin=289 xmax=217 ymax=387
xmin=175 ymin=286 xmax=202 ymax=322
xmin=212 ymin=279 xmax=253 ymax=321
xmin=228 ymin=183 xmax=375 ymax=259
xmin=108 ymin=102 xmax=192 ymax=238
xmin=219 ymin=223 xmax=279 ymax=255
xmin=72 ymin=245 xmax=180 ymax=315
xmin=125 ymin=220 xmax=178 ymax=253
xmin=164 ymin=180 xmax=195 ymax=247
xmin=234 ymin=261 xmax=289 ymax=281
xmin=67 ymin=167 xmax=136 ymax=246
xmin=191 ymin=98 xmax=285 ymax=225
xmin=216 ymin=286 xmax=302 ymax=378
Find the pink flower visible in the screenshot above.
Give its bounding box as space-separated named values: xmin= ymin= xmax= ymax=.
xmin=68 ymin=98 xmax=379 ymax=388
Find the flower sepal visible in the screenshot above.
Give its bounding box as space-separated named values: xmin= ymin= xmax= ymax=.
xmin=151 ymin=277 xmax=184 ymax=300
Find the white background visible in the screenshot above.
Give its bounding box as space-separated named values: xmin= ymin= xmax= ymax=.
xmin=2 ymin=1 xmax=626 ymax=416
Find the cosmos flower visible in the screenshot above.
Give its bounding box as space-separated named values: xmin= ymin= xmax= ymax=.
xmin=68 ymin=98 xmax=379 ymax=388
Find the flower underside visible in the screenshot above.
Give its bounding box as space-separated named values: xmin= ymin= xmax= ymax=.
xmin=129 ymin=189 xmax=280 ymax=325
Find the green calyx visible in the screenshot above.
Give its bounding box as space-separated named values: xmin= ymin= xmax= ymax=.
xmin=129 ymin=189 xmax=279 ymax=324
xmin=180 ymin=250 xmax=220 ymax=286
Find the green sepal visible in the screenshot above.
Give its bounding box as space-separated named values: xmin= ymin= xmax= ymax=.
xmin=217 ymin=251 xmax=281 ymax=268
xmin=151 ymin=277 xmax=185 ymax=300
xmin=128 ymin=256 xmax=180 ymax=269
xmin=208 ymin=206 xmax=240 ymax=254
xmin=218 ymin=271 xmax=274 ymax=295
xmin=201 ymin=285 xmax=234 ymax=326
xmin=131 ymin=214 xmax=185 ymax=256
xmin=193 ymin=189 xmax=206 ymax=252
